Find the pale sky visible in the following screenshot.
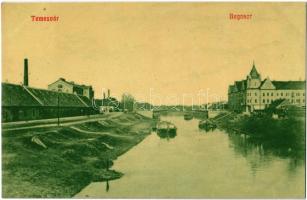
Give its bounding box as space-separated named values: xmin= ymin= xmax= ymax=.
xmin=2 ymin=3 xmax=306 ymax=105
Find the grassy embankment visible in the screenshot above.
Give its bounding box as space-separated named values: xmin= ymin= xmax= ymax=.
xmin=213 ymin=112 xmax=305 ymax=159
xmin=3 ymin=113 xmax=154 ymax=198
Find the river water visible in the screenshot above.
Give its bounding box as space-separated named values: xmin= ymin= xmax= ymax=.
xmin=76 ymin=116 xmax=305 ymax=198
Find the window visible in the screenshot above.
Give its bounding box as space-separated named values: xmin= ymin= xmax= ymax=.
xmin=255 ymin=99 xmax=257 ymax=103
xmin=263 ymin=99 xmax=265 ymax=103
xmin=277 ymin=93 xmax=279 ymax=96
xmin=286 ymin=93 xmax=288 ymax=96
xmin=297 ymin=93 xmax=300 ymax=96
xmin=303 ymin=93 xmax=305 ymax=96
xmin=267 ymin=99 xmax=269 ymax=103
xmin=271 ymin=92 xmax=273 ymax=96
xmin=296 ymin=99 xmax=300 ymax=103
xmin=263 ymin=93 xmax=265 ymax=96
xmin=58 ymin=84 xmax=63 ymax=88
xmin=281 ymin=93 xmax=283 ymax=96
xmin=255 ymin=93 xmax=257 ymax=96
xmin=267 ymin=92 xmax=269 ymax=96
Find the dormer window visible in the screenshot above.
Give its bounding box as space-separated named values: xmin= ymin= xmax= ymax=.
xmin=58 ymin=84 xmax=63 ymax=89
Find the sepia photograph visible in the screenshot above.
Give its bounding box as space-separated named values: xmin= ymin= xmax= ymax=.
xmin=1 ymin=2 xmax=306 ymax=198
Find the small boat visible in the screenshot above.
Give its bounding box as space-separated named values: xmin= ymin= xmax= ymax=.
xmin=156 ymin=121 xmax=177 ymax=139
xmin=184 ymin=113 xmax=193 ymax=120
xmin=199 ymin=119 xmax=217 ymax=129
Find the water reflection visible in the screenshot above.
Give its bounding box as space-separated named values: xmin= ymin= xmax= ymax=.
xmin=105 ymin=180 xmax=110 ymax=192
xmin=227 ymin=131 xmax=305 ymax=175
xmin=199 ymin=126 xmax=217 ymax=132
xmin=76 ymin=116 xmax=305 ymax=198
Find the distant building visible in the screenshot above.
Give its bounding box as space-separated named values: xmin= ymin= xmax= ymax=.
xmin=2 ymin=83 xmax=97 ymax=122
xmin=228 ymin=63 xmax=305 ymax=112
xmin=207 ymin=101 xmax=228 ymax=110
xmin=94 ymin=90 xmax=120 ymax=113
xmin=48 ymin=78 xmax=94 ymax=99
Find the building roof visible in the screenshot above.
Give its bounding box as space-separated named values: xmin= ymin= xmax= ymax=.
xmin=78 ymin=95 xmax=93 ymax=107
xmin=49 ymin=78 xmax=92 ymax=89
xmin=249 ymin=63 xmax=261 ymax=79
xmin=229 ymin=62 xmax=305 ymax=93
xmin=228 ymin=85 xmax=235 ymax=94
xmin=2 ymin=83 xmax=41 ymax=107
xmin=93 ymin=98 xmax=120 ymax=107
xmin=94 ymin=99 xmax=103 ymax=107
xmin=234 ymin=80 xmax=246 ymax=92
xmin=2 ymin=83 xmax=91 ymax=107
xmin=271 ymin=81 xmax=305 ymax=90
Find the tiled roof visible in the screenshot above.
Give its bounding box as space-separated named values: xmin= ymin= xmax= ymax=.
xmin=229 ymin=80 xmax=305 ymax=94
xmin=78 ymin=95 xmax=93 ymax=107
xmin=27 ymin=87 xmax=87 ymax=107
xmin=2 ymin=83 xmax=41 ymax=107
xmin=272 ymin=81 xmax=305 ymax=90
xmin=2 ymin=83 xmax=91 ymax=107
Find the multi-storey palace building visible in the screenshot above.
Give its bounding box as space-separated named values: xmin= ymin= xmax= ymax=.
xmin=228 ymin=63 xmax=305 ymax=112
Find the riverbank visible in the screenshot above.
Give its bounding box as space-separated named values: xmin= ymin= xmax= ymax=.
xmin=2 ymin=113 xmax=154 ymax=198
xmin=213 ymin=112 xmax=305 ymax=159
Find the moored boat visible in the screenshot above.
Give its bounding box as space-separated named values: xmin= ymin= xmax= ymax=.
xmin=184 ymin=113 xmax=193 ymax=120
xmin=199 ymin=119 xmax=217 ymax=129
xmin=156 ymin=121 xmax=177 ymax=139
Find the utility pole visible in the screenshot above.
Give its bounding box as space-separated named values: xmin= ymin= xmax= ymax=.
xmin=57 ymin=93 xmax=60 ymax=126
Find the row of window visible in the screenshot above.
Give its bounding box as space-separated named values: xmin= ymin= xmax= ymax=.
xmin=247 ymin=92 xmax=305 ymax=97
xmin=246 ymin=99 xmax=305 ymax=104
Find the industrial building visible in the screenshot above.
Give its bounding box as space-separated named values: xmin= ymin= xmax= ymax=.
xmin=2 ymin=58 xmax=98 ymax=122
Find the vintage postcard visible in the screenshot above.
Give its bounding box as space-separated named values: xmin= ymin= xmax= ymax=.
xmin=1 ymin=2 xmax=306 ymax=198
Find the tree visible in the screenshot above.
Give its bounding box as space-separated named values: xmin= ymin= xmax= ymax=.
xmin=121 ymin=93 xmax=135 ymax=112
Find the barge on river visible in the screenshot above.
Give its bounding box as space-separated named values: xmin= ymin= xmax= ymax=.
xmin=184 ymin=113 xmax=193 ymax=120
xmin=156 ymin=121 xmax=177 ymax=139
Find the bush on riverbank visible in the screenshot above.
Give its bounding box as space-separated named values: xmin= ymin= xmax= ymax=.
xmin=216 ymin=112 xmax=305 ymax=159
xmin=2 ymin=113 xmax=153 ymax=198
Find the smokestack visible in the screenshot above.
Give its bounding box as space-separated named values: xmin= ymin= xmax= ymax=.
xmin=103 ymin=92 xmax=106 ymax=99
xmin=24 ymin=58 xmax=29 ymax=86
xmin=107 ymin=89 xmax=110 ymax=98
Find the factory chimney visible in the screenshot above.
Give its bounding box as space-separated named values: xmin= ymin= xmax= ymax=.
xmin=24 ymin=58 xmax=29 ymax=86
xmin=107 ymin=89 xmax=110 ymax=98
xmin=103 ymin=92 xmax=106 ymax=99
